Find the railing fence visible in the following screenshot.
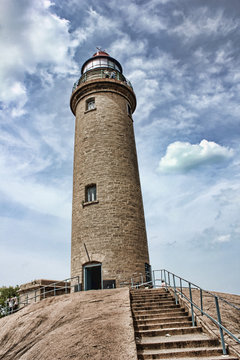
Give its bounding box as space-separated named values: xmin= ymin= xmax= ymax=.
xmin=2 ymin=268 xmax=240 ymax=356
xmin=148 ymin=269 xmax=240 ymax=355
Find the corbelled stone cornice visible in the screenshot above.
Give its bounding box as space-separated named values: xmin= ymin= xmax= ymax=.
xmin=70 ymin=78 xmax=136 ymax=115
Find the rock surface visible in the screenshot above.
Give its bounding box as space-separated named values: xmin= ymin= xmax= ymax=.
xmin=0 ymin=288 xmax=137 ymax=360
xmin=180 ymin=288 xmax=240 ymax=356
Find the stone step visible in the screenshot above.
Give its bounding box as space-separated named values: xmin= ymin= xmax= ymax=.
xmin=133 ymin=308 xmax=186 ymax=316
xmin=134 ymin=315 xmax=192 ymax=326
xmin=132 ymin=299 xmax=175 ymax=305
xmin=137 ymin=335 xmax=219 ymax=351
xmin=131 ymin=290 xmax=237 ymax=360
xmin=131 ymin=295 xmax=172 ymax=302
xmin=132 ymin=301 xmax=176 ymax=305
xmin=131 ymin=289 xmax=167 ymax=293
xmin=131 ymin=291 xmax=170 ymax=297
xmin=135 ymin=321 xmax=193 ymax=331
xmin=137 ymin=347 xmax=234 ymax=359
xmin=132 ymin=304 xmax=180 ymax=311
xmin=134 ymin=311 xmax=190 ymax=321
xmin=131 ymin=291 xmax=170 ymax=295
xmin=135 ymin=325 xmax=202 ymax=338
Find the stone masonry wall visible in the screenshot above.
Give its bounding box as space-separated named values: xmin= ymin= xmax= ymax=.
xmin=71 ymin=80 xmax=150 ymax=288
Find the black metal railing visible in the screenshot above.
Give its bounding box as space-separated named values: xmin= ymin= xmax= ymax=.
xmin=72 ymin=68 xmax=133 ymax=92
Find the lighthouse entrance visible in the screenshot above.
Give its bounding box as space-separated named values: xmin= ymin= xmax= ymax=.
xmin=84 ymin=263 xmax=102 ymax=291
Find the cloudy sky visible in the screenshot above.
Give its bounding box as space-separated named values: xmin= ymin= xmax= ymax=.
xmin=0 ymin=0 xmax=239 ymax=294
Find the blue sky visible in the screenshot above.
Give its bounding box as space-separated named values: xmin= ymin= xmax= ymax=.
xmin=0 ymin=0 xmax=239 ymax=294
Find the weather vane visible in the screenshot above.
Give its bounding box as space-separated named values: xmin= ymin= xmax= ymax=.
xmin=96 ymin=46 xmax=106 ymax=52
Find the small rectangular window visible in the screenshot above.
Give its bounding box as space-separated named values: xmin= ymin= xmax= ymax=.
xmin=86 ymin=184 xmax=96 ymax=202
xmin=86 ymin=98 xmax=95 ymax=111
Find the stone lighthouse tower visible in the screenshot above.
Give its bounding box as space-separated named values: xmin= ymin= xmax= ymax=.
xmin=70 ymin=50 xmax=150 ymax=290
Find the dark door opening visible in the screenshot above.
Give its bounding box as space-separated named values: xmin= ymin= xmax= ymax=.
xmin=84 ymin=264 xmax=102 ymax=290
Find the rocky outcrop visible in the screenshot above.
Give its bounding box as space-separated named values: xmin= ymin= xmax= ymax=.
xmin=0 ymin=288 xmax=137 ymax=360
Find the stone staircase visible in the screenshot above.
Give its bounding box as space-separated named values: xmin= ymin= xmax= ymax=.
xmin=131 ymin=288 xmax=238 ymax=360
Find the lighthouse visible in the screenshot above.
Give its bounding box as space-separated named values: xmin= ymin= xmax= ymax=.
xmin=70 ymin=50 xmax=150 ymax=290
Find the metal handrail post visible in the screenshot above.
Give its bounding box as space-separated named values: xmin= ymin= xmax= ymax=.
xmin=180 ymin=278 xmax=183 ymax=297
xmin=65 ymin=282 xmax=68 ymax=294
xmin=43 ymin=287 xmax=45 ymax=299
xmin=173 ymin=274 xmax=178 ymax=304
xmin=131 ymin=277 xmax=134 ymax=288
xmin=35 ymin=291 xmax=37 ymax=302
xmin=168 ymin=272 xmax=170 ymax=287
xmin=54 ymin=284 xmax=56 ymax=296
xmin=215 ymin=296 xmax=227 ymax=355
xmin=77 ymin=276 xmax=80 ymax=292
xmin=153 ymin=270 xmax=156 ymax=288
xmin=200 ymin=289 xmax=203 ymax=315
xmin=189 ymin=283 xmax=195 ymax=326
xmin=164 ymin=270 xmax=168 ymax=290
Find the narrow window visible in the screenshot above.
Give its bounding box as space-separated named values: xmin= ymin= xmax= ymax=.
xmin=127 ymin=103 xmax=131 ymax=116
xmin=85 ymin=184 xmax=97 ymax=202
xmin=86 ymin=98 xmax=95 ymax=111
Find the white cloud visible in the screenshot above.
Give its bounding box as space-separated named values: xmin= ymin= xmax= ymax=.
xmin=213 ymin=234 xmax=231 ymax=244
xmin=0 ymin=245 xmax=70 ymax=286
xmin=124 ymin=52 xmax=182 ymax=122
xmin=107 ymin=0 xmax=167 ymax=34
xmin=128 ymin=54 xmax=179 ymax=76
xmin=170 ymin=105 xmax=198 ymax=120
xmin=159 ymin=140 xmax=234 ymax=173
xmin=0 ymin=122 xmax=72 ymax=218
xmin=0 ymin=0 xmax=78 ymax=114
xmin=110 ymin=35 xmax=147 ymax=60
xmin=74 ymin=6 xmax=120 ymax=46
xmin=6 ymin=82 xmax=28 ymax=117
xmin=0 ymin=166 xmax=72 ymax=219
xmin=170 ymin=8 xmax=238 ymax=41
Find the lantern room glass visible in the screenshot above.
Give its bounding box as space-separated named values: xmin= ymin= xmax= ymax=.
xmin=82 ymin=58 xmax=121 ymax=74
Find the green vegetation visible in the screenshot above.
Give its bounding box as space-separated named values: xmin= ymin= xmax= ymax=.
xmin=0 ymin=285 xmax=19 ymax=317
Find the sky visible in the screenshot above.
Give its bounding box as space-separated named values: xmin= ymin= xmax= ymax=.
xmin=0 ymin=0 xmax=239 ymax=294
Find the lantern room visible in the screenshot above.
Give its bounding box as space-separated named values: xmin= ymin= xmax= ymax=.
xmin=81 ymin=50 xmax=122 ymax=74
xmin=72 ymin=49 xmax=133 ymax=95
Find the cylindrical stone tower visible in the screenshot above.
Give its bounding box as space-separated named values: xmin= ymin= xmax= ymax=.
xmin=70 ymin=50 xmax=150 ymax=290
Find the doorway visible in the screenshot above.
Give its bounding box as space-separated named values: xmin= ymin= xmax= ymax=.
xmin=84 ymin=263 xmax=102 ymax=291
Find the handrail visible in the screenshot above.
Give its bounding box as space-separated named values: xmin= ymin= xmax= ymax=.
xmin=120 ymin=271 xmax=152 ymax=288
xmin=0 ymin=275 xmax=81 ymax=317
xmin=72 ymin=68 xmax=134 ymax=93
xmin=129 ymin=269 xmax=240 ymax=355
xmin=2 ymin=267 xmax=239 ymax=357
xmin=151 ymin=269 xmax=240 ymax=355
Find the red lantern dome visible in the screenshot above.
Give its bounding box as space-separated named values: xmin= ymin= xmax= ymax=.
xmin=93 ymin=50 xmax=109 ymax=57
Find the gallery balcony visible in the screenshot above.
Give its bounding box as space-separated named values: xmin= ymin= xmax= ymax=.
xmin=72 ymin=68 xmax=133 ymax=93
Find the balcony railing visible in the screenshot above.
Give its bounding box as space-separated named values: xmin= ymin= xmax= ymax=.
xmin=72 ymin=68 xmax=133 ymax=92
xmin=129 ymin=269 xmax=240 ymax=356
